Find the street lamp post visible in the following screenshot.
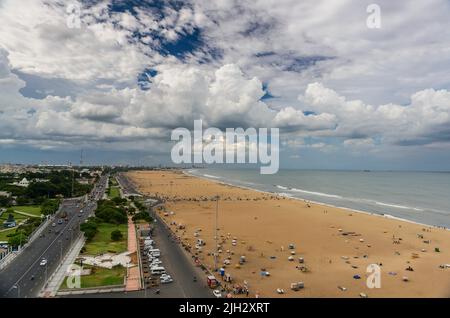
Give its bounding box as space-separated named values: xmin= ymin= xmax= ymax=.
xmin=45 ymin=263 xmax=48 ymax=285
xmin=59 ymin=240 xmax=63 ymax=263
xmin=214 ymin=195 xmax=219 ymax=272
xmin=13 ymin=284 xmax=20 ymax=298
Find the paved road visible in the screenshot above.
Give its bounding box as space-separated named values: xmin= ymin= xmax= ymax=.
xmin=148 ymin=214 xmax=213 ymax=298
xmin=121 ymin=173 xmax=213 ymax=298
xmin=0 ymin=176 xmax=108 ymax=298
xmin=116 ymin=173 xmax=140 ymax=197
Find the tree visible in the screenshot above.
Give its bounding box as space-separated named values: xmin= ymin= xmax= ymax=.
xmin=80 ymin=219 xmax=98 ymax=241
xmin=110 ymin=229 xmax=123 ymax=241
xmin=8 ymin=232 xmax=27 ymax=248
xmin=0 ymin=195 xmax=12 ymax=207
xmin=41 ymin=199 xmax=60 ymax=215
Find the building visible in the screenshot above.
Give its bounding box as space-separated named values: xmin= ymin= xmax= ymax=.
xmin=13 ymin=178 xmax=30 ymax=187
xmin=0 ymin=191 xmax=11 ymax=198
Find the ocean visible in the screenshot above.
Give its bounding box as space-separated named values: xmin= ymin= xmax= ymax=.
xmin=187 ymin=168 xmax=450 ymax=228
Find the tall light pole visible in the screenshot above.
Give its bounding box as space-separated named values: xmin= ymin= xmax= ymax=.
xmin=71 ymin=163 xmax=75 ymax=198
xmin=214 ymin=195 xmax=219 ymax=272
xmin=45 ymin=263 xmax=48 ymax=285
xmin=13 ymin=284 xmax=20 ymax=298
xmin=59 ymin=240 xmax=63 ymax=263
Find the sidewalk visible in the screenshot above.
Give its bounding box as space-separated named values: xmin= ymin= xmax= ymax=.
xmin=125 ymin=216 xmax=140 ymax=291
xmin=39 ymin=233 xmax=85 ymax=298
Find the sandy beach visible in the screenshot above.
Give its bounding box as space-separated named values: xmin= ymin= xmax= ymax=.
xmin=127 ymin=170 xmax=450 ymax=298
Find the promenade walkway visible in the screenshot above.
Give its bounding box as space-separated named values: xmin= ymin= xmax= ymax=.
xmin=125 ymin=216 xmax=140 ymax=291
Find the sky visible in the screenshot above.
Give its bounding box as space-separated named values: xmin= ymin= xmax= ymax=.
xmin=0 ymin=0 xmax=450 ymax=170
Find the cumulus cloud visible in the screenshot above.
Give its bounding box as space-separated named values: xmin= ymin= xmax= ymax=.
xmin=0 ymin=0 xmax=450 ymax=167
xmin=298 ymin=82 xmax=450 ymax=146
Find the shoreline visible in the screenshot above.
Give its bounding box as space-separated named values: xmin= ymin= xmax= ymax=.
xmin=128 ymin=170 xmax=450 ymax=298
xmin=184 ymin=169 xmax=447 ymax=231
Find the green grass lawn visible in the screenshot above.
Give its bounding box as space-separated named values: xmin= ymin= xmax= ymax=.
xmin=13 ymin=205 xmax=42 ymax=217
xmin=61 ymin=265 xmax=126 ymax=289
xmin=0 ymin=227 xmax=16 ymax=242
xmin=83 ymin=223 xmax=127 ymax=255
xmin=108 ymin=186 xmax=120 ymax=199
xmin=0 ymin=211 xmax=28 ymax=224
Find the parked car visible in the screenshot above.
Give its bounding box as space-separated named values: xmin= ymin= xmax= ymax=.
xmin=213 ymin=290 xmax=222 ymax=298
xmin=151 ymin=260 xmax=162 ymax=266
xmin=160 ymin=275 xmax=173 ymax=284
xmin=150 ymin=266 xmax=166 ymax=275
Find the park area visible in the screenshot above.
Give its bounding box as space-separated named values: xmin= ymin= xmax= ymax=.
xmin=13 ymin=205 xmax=42 ymax=217
xmin=0 ymin=227 xmax=16 ymax=242
xmin=62 ymin=264 xmax=126 ymax=289
xmin=83 ymin=223 xmax=128 ymax=255
xmin=59 ymin=222 xmax=129 ymax=291
xmin=108 ymin=186 xmax=120 ymax=199
xmin=0 ymin=205 xmax=43 ymax=242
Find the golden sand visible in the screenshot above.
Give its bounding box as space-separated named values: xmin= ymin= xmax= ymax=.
xmin=128 ymin=170 xmax=450 ymax=298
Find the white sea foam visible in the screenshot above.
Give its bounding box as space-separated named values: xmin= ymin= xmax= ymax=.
xmin=375 ymin=201 xmax=424 ymax=211
xmin=203 ymin=174 xmax=221 ymax=179
xmin=290 ymin=187 xmax=343 ymax=199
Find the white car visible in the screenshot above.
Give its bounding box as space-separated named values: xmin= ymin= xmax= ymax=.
xmin=213 ymin=290 xmax=222 ymax=298
xmin=160 ymin=274 xmax=173 ymax=284
xmin=40 ymin=258 xmax=48 ymax=266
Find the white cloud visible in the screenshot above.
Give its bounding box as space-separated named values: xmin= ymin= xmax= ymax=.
xmin=298 ymin=82 xmax=450 ymax=146
xmin=0 ymin=0 xmax=450 ymax=167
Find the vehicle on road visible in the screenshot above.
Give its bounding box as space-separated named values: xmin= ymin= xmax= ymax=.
xmin=150 ymin=266 xmax=166 ymax=275
xmin=160 ymin=274 xmax=173 ymax=284
xmin=207 ymin=275 xmax=219 ymax=288
xmin=57 ymin=219 xmax=63 ymax=224
xmin=40 ymin=258 xmax=47 ymax=266
xmin=148 ymin=249 xmax=161 ymax=257
xmin=150 ymin=260 xmax=162 ymax=266
xmin=213 ymin=290 xmax=222 ymax=298
xmin=149 ymin=252 xmax=160 ymax=258
xmin=52 ymin=223 xmax=56 ymax=227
